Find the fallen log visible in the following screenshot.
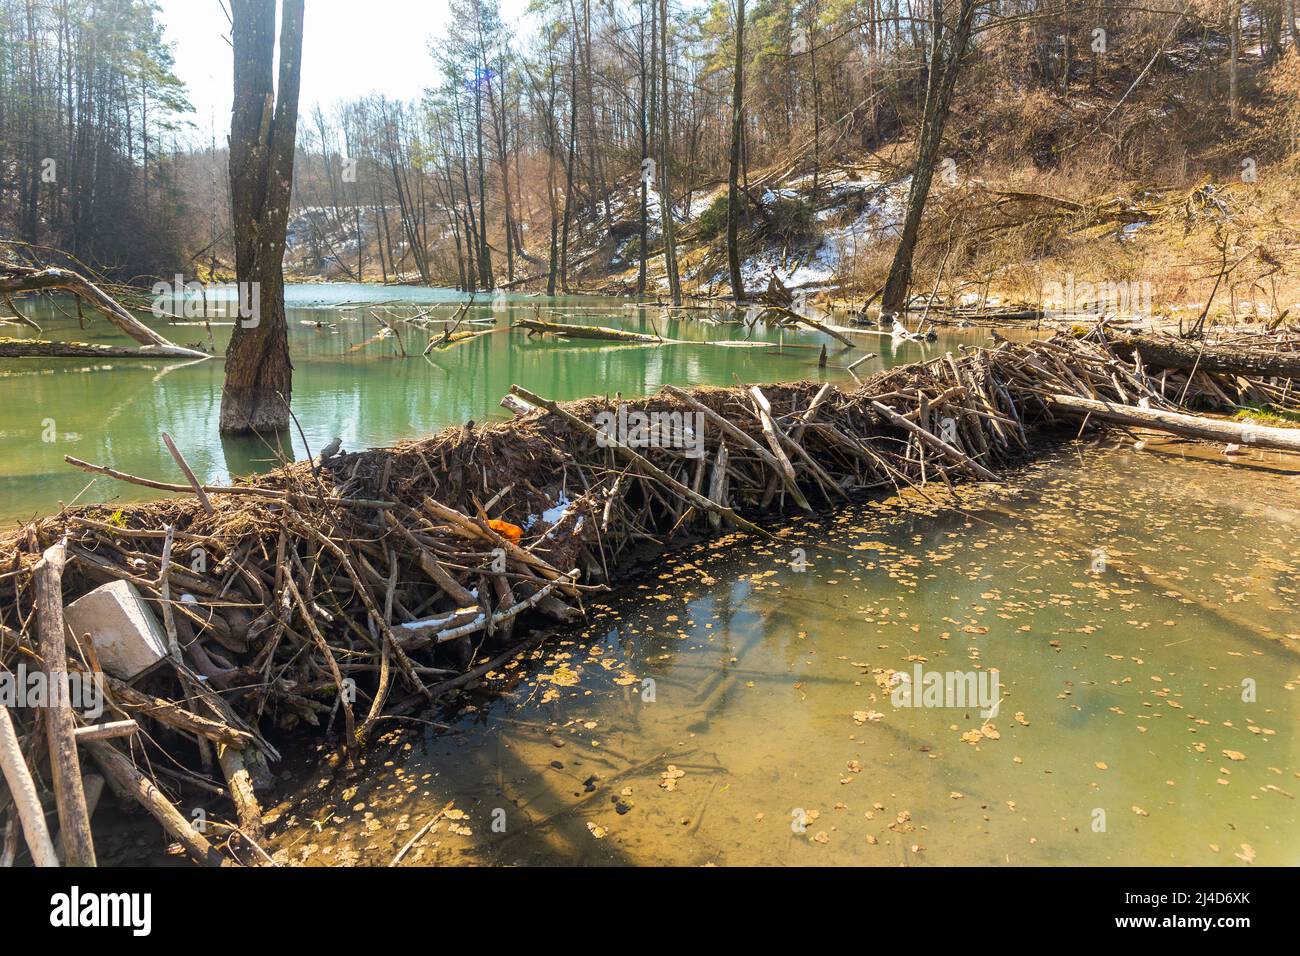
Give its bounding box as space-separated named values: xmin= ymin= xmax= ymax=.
xmin=500 ymin=392 xmax=537 ymax=418
xmin=0 ymin=704 xmax=59 ymax=867
xmin=513 ymin=318 xmax=663 ymax=343
xmin=762 ymin=305 xmax=857 ymax=348
xmin=1043 ymin=393 xmax=1300 ymax=452
xmin=0 ymin=265 xmax=210 ymax=359
xmin=85 ymin=739 xmax=227 ymax=867
xmin=216 ymin=744 xmax=265 ymax=843
xmin=72 ymin=720 xmax=139 ymax=742
xmin=424 ymin=327 xmax=494 ymax=354
xmin=1107 ymin=335 xmax=1300 ymax=380
xmin=0 ymin=338 xmax=201 ymax=359
xmin=748 ymin=386 xmax=816 ymax=511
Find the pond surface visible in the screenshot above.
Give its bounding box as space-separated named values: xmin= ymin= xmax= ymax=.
xmin=0 ymin=283 xmax=1006 ymax=524
xmin=250 ymin=438 xmax=1299 ymax=867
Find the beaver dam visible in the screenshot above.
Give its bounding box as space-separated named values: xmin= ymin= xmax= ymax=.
xmin=2 ymin=326 xmax=1299 ymax=866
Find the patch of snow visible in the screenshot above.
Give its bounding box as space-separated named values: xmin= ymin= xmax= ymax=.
xmin=1119 ymin=220 xmax=1150 ymax=242
xmin=526 ymin=491 xmax=571 ymax=530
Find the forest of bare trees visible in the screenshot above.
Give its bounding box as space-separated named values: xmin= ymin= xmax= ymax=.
xmin=0 ymin=0 xmax=193 ymax=276
xmin=265 ymin=0 xmax=1300 ymax=297
xmin=4 ymin=1 xmax=1298 ymax=293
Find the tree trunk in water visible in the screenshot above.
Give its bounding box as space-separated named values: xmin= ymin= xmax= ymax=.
xmin=726 ymin=0 xmax=746 ymax=301
xmin=880 ymin=0 xmax=976 ymax=315
xmin=221 ymin=0 xmax=304 ymax=436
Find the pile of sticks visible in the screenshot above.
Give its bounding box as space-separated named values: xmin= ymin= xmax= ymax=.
xmin=1 ymin=327 xmax=1296 ymax=866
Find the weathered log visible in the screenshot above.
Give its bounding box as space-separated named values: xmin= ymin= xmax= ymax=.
xmin=0 ymin=266 xmax=209 ymax=359
xmin=432 ymin=572 xmax=577 ymax=643
xmin=1107 ymin=335 xmax=1300 ymax=380
xmin=55 ymin=773 xmax=105 ymax=864
xmin=97 ymin=672 xmax=255 ymax=749
xmin=1044 ymin=393 xmax=1300 ymax=452
xmin=763 ymin=305 xmax=857 ymax=348
xmin=748 ymin=386 xmax=814 ymax=512
xmin=217 ymin=744 xmax=265 ymax=842
xmin=0 ymin=704 xmax=59 ymax=867
xmin=72 ymin=720 xmax=139 ymax=742
xmin=513 ymin=318 xmax=663 ymax=343
xmin=85 ymin=739 xmax=227 ymax=867
xmin=0 ymin=338 xmax=198 ymax=358
xmin=707 ymin=442 xmax=730 ymax=531
xmin=425 ymin=328 xmax=492 ymax=352
xmin=34 ymin=542 xmax=97 ymax=867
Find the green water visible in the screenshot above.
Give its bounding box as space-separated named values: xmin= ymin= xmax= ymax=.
xmin=246 ymin=439 xmax=1298 ymax=867
xmin=0 ymin=283 xmax=1000 ymax=524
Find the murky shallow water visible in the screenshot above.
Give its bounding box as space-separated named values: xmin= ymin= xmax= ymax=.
xmin=212 ymin=438 xmax=1299 ymax=868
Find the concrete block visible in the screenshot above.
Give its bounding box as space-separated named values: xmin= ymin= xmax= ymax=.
xmin=64 ymin=580 xmax=169 ymax=680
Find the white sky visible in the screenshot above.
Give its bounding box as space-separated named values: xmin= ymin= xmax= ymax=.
xmin=155 ymin=0 xmax=532 ymax=143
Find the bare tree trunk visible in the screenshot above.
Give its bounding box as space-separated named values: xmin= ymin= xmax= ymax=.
xmin=637 ymin=0 xmax=650 ymax=297
xmin=221 ymin=0 xmax=304 ymax=436
xmin=659 ymin=0 xmax=681 ymax=305
xmin=22 ymin=0 xmax=41 ymax=242
xmin=560 ymin=41 xmax=579 ymax=292
xmin=880 ymin=0 xmax=976 ymax=315
xmin=726 ymin=0 xmax=746 ymax=301
xmin=1229 ymin=0 xmax=1241 ymax=122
